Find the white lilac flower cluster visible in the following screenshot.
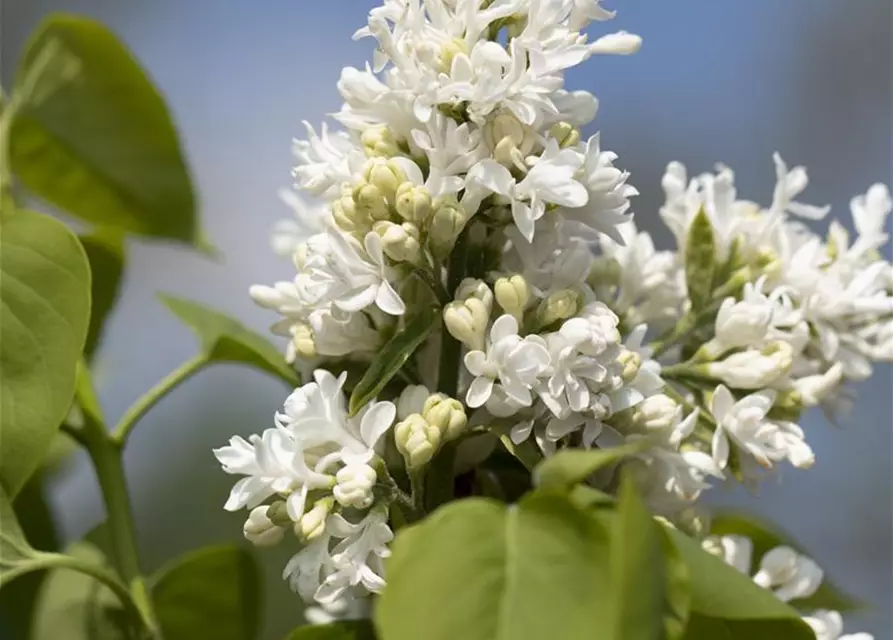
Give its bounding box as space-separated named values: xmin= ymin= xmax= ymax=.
xmin=704 ymin=535 xmax=873 ymax=640
xmin=214 ymin=0 xmax=893 ymax=622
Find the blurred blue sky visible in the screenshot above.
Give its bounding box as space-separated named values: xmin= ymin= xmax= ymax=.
xmin=2 ymin=2 xmax=891 ymax=638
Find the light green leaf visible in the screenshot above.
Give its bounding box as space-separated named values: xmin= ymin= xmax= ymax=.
xmin=159 ymin=294 xmax=299 ymax=386
xmin=10 ymin=14 xmax=200 ymax=245
xmin=0 ymin=476 xmax=61 ymax=638
xmin=0 ymin=208 xmax=91 ymax=496
xmin=607 ymin=475 xmax=665 ymax=640
xmin=80 ymin=230 xmax=125 ymax=359
xmin=30 ymin=541 xmax=130 ymax=640
xmin=660 ymin=526 xmax=691 ymax=640
xmin=709 ymin=512 xmax=861 ymax=612
xmin=348 ymin=306 xmax=439 ymax=416
xmin=150 ymin=544 xmax=260 ymax=640
xmin=684 ymin=207 xmax=717 ymax=312
xmin=375 ymin=492 xmax=611 ymax=640
xmin=682 ymin=613 xmax=817 ymax=640
xmin=667 ymin=529 xmax=814 ymax=639
xmin=284 ymin=621 xmax=376 ymax=639
xmin=0 ymin=485 xmax=39 ymax=581
xmin=533 ymin=443 xmax=644 ymax=490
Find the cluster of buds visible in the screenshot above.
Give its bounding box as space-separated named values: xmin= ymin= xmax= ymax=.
xmin=443 ymin=279 xmax=493 ymax=351
xmin=394 ymin=390 xmax=468 ymax=470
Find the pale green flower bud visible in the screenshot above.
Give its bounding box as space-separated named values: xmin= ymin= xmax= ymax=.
xmin=485 ymin=112 xmax=534 ymax=160
xmin=265 ymin=500 xmax=292 ymax=526
xmin=374 ymin=221 xmax=422 ymax=265
xmin=422 ymin=394 xmax=468 ymax=442
xmin=429 ymin=196 xmax=468 ymax=256
xmin=538 ymin=289 xmax=582 ymax=326
xmin=616 ymin=348 xmax=642 ymax=384
xmin=631 ymin=393 xmax=678 ymax=431
xmin=549 ymin=121 xmax=581 ymax=148
xmin=332 ymin=186 xmax=367 ymax=233
xmin=243 ymin=505 xmax=285 ymax=547
xmin=443 ymin=298 xmax=490 ymax=351
xmin=363 ymin=158 xmax=407 ymax=204
xmin=298 ymin=498 xmax=334 ymax=542
xmin=395 ymin=413 xmax=442 ymax=469
xmin=395 ymin=182 xmax=433 ymax=224
xmin=333 ymin=463 xmax=377 ymax=509
xmin=291 ymin=323 xmax=316 ymax=359
xmin=494 ymin=274 xmax=530 ymax=321
xmin=354 ymin=182 xmax=390 ymax=222
xmin=361 ymin=126 xmax=402 ymax=158
xmin=455 ymin=278 xmax=493 ymax=311
xmin=440 ymin=38 xmax=469 ymax=73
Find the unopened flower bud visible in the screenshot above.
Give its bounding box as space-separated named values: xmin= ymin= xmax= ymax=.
xmin=266 ymin=500 xmax=293 ymax=526
xmin=395 ymin=414 xmax=442 ymax=469
xmin=395 ymin=183 xmax=433 ymax=224
xmin=792 ymin=363 xmax=843 ymax=407
xmin=422 ymin=394 xmax=468 ymax=441
xmin=354 ymin=182 xmax=390 ymax=222
xmin=455 ymin=278 xmax=493 ymax=310
xmin=707 ymin=341 xmax=794 ymax=389
xmin=616 ymin=348 xmax=642 ymax=384
xmin=494 ymin=274 xmax=530 ymax=321
xmin=550 ymin=121 xmax=580 ymax=148
xmin=538 ymin=289 xmax=582 ymax=327
xmin=485 ymin=112 xmax=534 ymax=157
xmin=443 ymin=298 xmax=490 ymax=351
xmin=361 ymin=126 xmax=402 ymax=158
xmin=333 ymin=462 xmax=377 ymax=509
xmin=332 ymin=185 xmax=366 ymax=233
xmin=243 ymin=506 xmax=285 ymax=547
xmin=397 ymin=384 xmax=431 ymax=420
xmin=363 ymin=158 xmax=407 ymax=204
xmin=631 ymin=394 xmax=678 ymax=431
xmin=291 ymin=323 xmax=316 ymax=359
xmin=429 ymin=196 xmax=468 ymax=255
xmin=374 ymin=221 xmax=422 ymax=265
xmin=440 ymin=38 xmax=469 ymax=73
xmin=298 ymin=498 xmax=334 ymax=541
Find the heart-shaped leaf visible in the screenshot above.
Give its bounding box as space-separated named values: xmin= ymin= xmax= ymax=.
xmin=0 ymin=208 xmax=90 ymax=496
xmin=10 ymin=14 xmax=201 ymax=245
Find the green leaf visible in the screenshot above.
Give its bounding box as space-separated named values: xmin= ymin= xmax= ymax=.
xmin=348 ymin=306 xmax=439 ymax=416
xmin=284 ymin=621 xmax=377 ymax=640
xmin=0 ymin=484 xmax=40 ymax=582
xmin=150 ymin=544 xmax=261 ymax=640
xmin=607 ymin=475 xmax=665 ymax=640
xmin=667 ymin=529 xmax=814 ymax=639
xmin=682 ymin=613 xmax=817 ymax=640
xmin=80 ymin=230 xmax=125 ymax=359
xmin=10 ymin=14 xmax=200 ymax=245
xmin=30 ymin=541 xmax=129 ymax=640
xmin=684 ymin=207 xmax=717 ymax=313
xmin=659 ymin=526 xmax=691 ymax=640
xmin=159 ymin=294 xmax=299 ymax=386
xmin=0 ymin=476 xmax=61 ymax=638
xmin=709 ymin=512 xmax=861 ymax=612
xmin=0 ymin=208 xmax=91 ymax=496
xmin=533 ymin=443 xmax=644 ymax=490
xmin=375 ymin=492 xmax=612 ymax=640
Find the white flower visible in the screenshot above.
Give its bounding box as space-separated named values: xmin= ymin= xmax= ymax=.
xmin=559 ymin=302 xmax=622 ymax=356
xmin=803 ymin=610 xmax=873 ymax=640
xmin=793 ymin=363 xmax=843 ymax=407
xmin=702 ymin=535 xmax=753 ymax=574
xmin=294 ymin=229 xmax=406 ymax=316
xmin=396 ymin=385 xmax=431 ymax=420
xmin=292 ymin=122 xmax=364 ymax=198
xmin=560 ymin=133 xmax=637 ymax=244
xmin=709 ymin=385 xmax=777 ymax=470
xmin=467 ymin=139 xmax=588 ymax=241
xmin=770 ymin=153 xmax=830 ymax=220
xmin=710 ymin=279 xmax=778 ymax=354
xmin=753 ymin=546 xmax=823 ymax=603
xmin=464 ymin=315 xmax=551 ymax=408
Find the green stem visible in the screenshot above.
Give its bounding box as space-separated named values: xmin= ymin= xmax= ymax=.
xmin=409 ymin=469 xmax=427 ymax=515
xmin=113 ymin=354 xmax=207 ymax=445
xmin=75 ymin=368 xmax=162 ymax=639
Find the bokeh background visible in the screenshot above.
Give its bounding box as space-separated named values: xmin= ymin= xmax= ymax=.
xmin=2 ymin=1 xmax=891 ymax=638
